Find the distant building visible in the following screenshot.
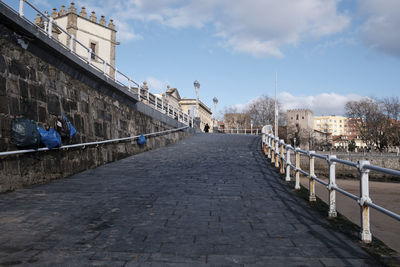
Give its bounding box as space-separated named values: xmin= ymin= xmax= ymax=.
xmin=179 ymin=98 xmax=213 ymax=132
xmin=286 ymin=109 xmax=314 ymax=149
xmin=36 ymin=3 xmax=119 ymax=77
xmin=287 ymin=109 xmax=314 ymax=130
xmin=313 ymin=115 xmax=348 ymax=136
xmin=164 ymin=85 xmax=182 ymax=111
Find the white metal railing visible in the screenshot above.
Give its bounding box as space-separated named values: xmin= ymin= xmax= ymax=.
xmin=262 ymin=132 xmax=400 ymax=244
xmin=0 ymin=126 xmax=189 ymax=157
xmin=1 ymin=0 xmax=193 ymax=127
xmin=223 ymin=128 xmax=261 ymax=135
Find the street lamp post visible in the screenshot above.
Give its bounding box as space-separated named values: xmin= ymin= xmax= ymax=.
xmin=194 ymin=80 xmax=200 ymax=117
xmin=251 ymin=120 xmax=253 ymax=135
xmin=193 ymin=80 xmax=201 ymax=132
xmin=213 ymin=97 xmax=218 ymax=133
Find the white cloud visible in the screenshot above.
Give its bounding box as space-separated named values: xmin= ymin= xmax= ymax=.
xmin=359 ymin=0 xmax=400 ymax=57
xmin=279 ymin=92 xmax=364 ymax=115
xmin=70 ymin=0 xmax=350 ymax=58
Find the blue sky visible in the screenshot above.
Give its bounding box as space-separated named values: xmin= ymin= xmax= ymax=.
xmin=9 ymin=0 xmax=400 ymax=117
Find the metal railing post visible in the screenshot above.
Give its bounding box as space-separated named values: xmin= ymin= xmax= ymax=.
xmin=167 ymin=104 xmax=170 ymax=116
xmin=271 ymin=137 xmax=275 ymax=163
xmin=138 ymin=86 xmax=141 ymax=100
xmin=295 ymin=148 xmax=300 ymax=189
xmin=155 ymin=97 xmax=158 ymax=110
xmin=103 ymin=60 xmax=107 ymax=74
xmin=280 ymin=140 xmax=284 ymax=174
xmin=114 ymin=67 xmax=117 ymax=81
xmin=161 ymin=98 xmax=164 ymax=113
xmin=19 ymin=0 xmax=24 ymax=17
xmin=285 ymin=146 xmax=291 ymax=181
xmin=48 ymin=17 xmax=53 ymax=37
xmin=275 ymin=138 xmax=280 ymax=168
xmin=328 ymin=155 xmax=337 ymax=218
xmin=358 ymin=160 xmax=372 ymax=243
xmin=275 ymin=137 xmax=280 ymax=168
xmin=43 ymin=19 xmax=48 ymax=34
xmin=127 ymin=79 xmax=131 ymax=92
xmin=268 ymin=135 xmax=272 ymax=159
xmin=309 ymin=151 xmax=316 ymax=202
xmin=70 ymin=34 xmax=75 ymax=51
xmin=88 ymin=48 xmax=92 ymax=64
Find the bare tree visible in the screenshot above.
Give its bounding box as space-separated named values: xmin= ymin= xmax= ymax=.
xmin=345 ymin=97 xmax=400 ymax=151
xmin=381 ymin=97 xmax=400 ymax=146
xmin=244 ymin=95 xmax=286 ymax=127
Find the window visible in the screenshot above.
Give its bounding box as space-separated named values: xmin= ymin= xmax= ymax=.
xmin=291 ymin=117 xmax=293 ymax=120
xmin=90 ymin=42 xmax=96 ymax=60
xmin=302 ymin=116 xmax=304 ymax=119
xmin=296 ymin=115 xmax=299 ymax=120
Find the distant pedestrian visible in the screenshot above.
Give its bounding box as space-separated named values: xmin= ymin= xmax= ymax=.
xmin=204 ymin=123 xmax=210 ymax=133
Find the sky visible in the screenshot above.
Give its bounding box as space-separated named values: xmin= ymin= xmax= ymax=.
xmin=9 ymin=0 xmax=400 ymax=117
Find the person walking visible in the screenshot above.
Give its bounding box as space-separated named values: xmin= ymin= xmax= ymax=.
xmin=204 ymin=123 xmax=210 ymax=133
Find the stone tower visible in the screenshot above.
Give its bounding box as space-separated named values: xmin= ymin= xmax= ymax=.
xmin=44 ymin=2 xmax=119 ymax=77
xmin=286 ymin=109 xmax=314 ymax=149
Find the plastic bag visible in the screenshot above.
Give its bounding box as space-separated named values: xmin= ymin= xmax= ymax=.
xmin=137 ymin=135 xmax=146 ymax=145
xmin=55 ymin=116 xmax=70 ymax=139
xmin=62 ymin=113 xmax=77 ymax=138
xmin=37 ymin=127 xmax=61 ymax=149
xmin=11 ymin=118 xmax=40 ymax=148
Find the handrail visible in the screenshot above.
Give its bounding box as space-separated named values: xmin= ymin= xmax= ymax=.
xmin=0 ymin=126 xmax=189 ymax=158
xmin=1 ymin=0 xmax=193 ymax=127
xmin=262 ymin=132 xmax=400 ymax=244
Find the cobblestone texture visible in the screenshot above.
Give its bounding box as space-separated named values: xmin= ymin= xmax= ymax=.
xmin=0 ymin=134 xmax=379 ymax=266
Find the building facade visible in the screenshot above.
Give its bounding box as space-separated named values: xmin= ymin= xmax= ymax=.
xmin=179 ymin=99 xmax=213 ymax=132
xmin=286 ymin=109 xmax=314 ymax=149
xmin=313 ymin=115 xmax=348 ymax=136
xmin=38 ymin=3 xmax=118 ymax=77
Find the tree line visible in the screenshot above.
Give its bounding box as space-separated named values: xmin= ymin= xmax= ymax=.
xmin=345 ymin=96 xmax=400 ymax=151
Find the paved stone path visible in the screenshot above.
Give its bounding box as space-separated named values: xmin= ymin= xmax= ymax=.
xmin=0 ymin=134 xmax=379 ymax=266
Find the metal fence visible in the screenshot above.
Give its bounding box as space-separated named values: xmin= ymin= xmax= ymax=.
xmin=1 ymin=0 xmax=193 ymax=126
xmin=0 ymin=126 xmax=189 ymax=158
xmin=262 ymin=133 xmax=400 ymax=243
xmin=222 ymin=128 xmax=261 ymax=135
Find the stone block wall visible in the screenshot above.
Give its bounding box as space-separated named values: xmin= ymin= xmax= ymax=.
xmin=0 ymin=11 xmax=191 ymax=193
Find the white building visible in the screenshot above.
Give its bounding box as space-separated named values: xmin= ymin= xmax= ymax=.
xmin=38 ymin=3 xmax=119 ymax=77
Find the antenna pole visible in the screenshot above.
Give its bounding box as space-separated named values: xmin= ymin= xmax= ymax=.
xmin=274 ymin=72 xmax=278 ymax=137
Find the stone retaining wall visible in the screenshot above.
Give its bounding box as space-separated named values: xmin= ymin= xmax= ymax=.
xmin=0 ymin=7 xmax=191 ymax=192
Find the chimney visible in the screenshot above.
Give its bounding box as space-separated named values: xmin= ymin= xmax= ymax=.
xmin=68 ymin=2 xmax=77 ymax=14
xmin=51 ymin=8 xmax=58 ymax=18
xmin=89 ymin=11 xmax=97 ymax=22
xmin=58 ymin=5 xmax=66 ymax=16
xmin=99 ymin=15 xmax=106 ymax=26
xmin=108 ymin=19 xmax=115 ymax=30
xmin=79 ymin=6 xmax=87 ymax=18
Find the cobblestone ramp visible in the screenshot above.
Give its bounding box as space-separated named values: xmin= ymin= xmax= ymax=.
xmin=0 ymin=134 xmax=379 ymax=266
